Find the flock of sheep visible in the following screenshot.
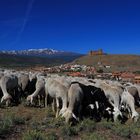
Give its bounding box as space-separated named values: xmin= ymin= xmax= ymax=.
xmin=0 ymin=69 xmax=140 ymax=124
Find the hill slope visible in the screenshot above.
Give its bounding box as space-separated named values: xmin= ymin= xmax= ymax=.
xmin=0 ymin=54 xmax=67 ymax=68
xmin=73 ymin=54 xmax=140 ymax=72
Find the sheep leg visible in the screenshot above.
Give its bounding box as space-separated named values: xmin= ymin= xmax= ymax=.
xmin=6 ymin=99 xmax=11 ymax=107
xmin=59 ymin=99 xmax=67 ymax=116
xmin=78 ymin=104 xmax=82 ymax=120
xmin=43 ymin=95 xmax=45 ymax=107
xmin=109 ymin=98 xmax=114 ymax=107
xmin=38 ymin=95 xmax=41 ymax=106
xmin=127 ymin=106 xmax=132 ymax=118
xmin=45 ymin=95 xmax=48 ymax=108
xmin=52 ymin=98 xmax=56 ymax=113
xmin=55 ymin=98 xmax=60 ymax=118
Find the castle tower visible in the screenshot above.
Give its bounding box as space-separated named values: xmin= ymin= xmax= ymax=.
xmin=89 ymin=50 xmax=93 ymax=56
xmin=99 ymin=49 xmax=103 ymax=55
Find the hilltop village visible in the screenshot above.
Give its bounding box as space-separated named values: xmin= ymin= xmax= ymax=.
xmin=24 ymin=49 xmax=140 ymax=84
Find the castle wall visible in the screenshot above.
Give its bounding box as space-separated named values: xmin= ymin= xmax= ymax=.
xmin=89 ymin=49 xmax=104 ymax=56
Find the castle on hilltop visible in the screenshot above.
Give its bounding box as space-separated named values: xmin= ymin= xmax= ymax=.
xmin=88 ymin=49 xmax=105 ymax=56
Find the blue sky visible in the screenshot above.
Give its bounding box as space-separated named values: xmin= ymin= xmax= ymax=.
xmin=0 ymin=0 xmax=140 ymax=54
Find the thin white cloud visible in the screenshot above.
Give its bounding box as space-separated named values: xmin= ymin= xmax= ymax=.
xmin=10 ymin=0 xmax=35 ymax=47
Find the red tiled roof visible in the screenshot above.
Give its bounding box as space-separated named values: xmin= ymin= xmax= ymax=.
xmin=121 ymin=73 xmax=135 ymax=78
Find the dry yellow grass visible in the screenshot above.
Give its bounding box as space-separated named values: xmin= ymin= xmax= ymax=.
xmin=73 ymin=54 xmax=140 ymax=71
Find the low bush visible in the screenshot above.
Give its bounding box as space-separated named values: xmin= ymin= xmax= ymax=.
xmin=76 ymin=118 xmax=96 ymax=132
xmin=0 ymin=118 xmax=13 ymax=136
xmin=12 ymin=116 xmax=25 ymax=125
xmin=112 ymin=123 xmax=139 ymax=138
xmin=42 ymin=117 xmax=65 ymax=129
xmin=22 ymin=130 xmax=46 ymax=140
xmin=99 ymin=120 xmax=114 ymax=129
xmin=30 ymin=120 xmax=41 ymax=131
xmin=99 ymin=120 xmax=140 ymax=138
xmin=0 ymin=113 xmax=26 ymax=138
xmin=46 ymin=107 xmax=55 ymax=118
xmin=46 ymin=132 xmax=58 ymax=140
xmin=61 ymin=124 xmax=78 ymax=137
xmin=112 ymin=125 xmax=131 ymax=138
xmin=82 ymin=132 xmax=107 ymax=140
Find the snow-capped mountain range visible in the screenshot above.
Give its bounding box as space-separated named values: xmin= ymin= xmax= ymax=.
xmin=0 ymin=48 xmax=80 ymax=56
xmin=0 ymin=48 xmax=84 ymax=67
xmin=0 ymin=48 xmax=84 ymax=64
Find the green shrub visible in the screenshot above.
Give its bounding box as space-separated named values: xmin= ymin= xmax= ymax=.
xmin=82 ymin=132 xmax=107 ymax=140
xmin=51 ymin=117 xmax=65 ymax=128
xmin=99 ymin=120 xmax=114 ymax=129
xmin=112 ymin=125 xmax=131 ymax=138
xmin=30 ymin=120 xmax=41 ymax=131
xmin=12 ymin=116 xmax=25 ymax=125
xmin=42 ymin=117 xmax=65 ymax=129
xmin=112 ymin=122 xmax=139 ymax=138
xmin=61 ymin=124 xmax=78 ymax=136
xmin=76 ymin=118 xmax=96 ymax=132
xmin=0 ymin=117 xmax=13 ymax=136
xmin=0 ymin=113 xmax=26 ymax=137
xmin=46 ymin=132 xmax=58 ymax=140
xmin=98 ymin=120 xmax=140 ymax=138
xmin=22 ymin=130 xmax=46 ymax=140
xmin=46 ymin=110 xmax=55 ymax=118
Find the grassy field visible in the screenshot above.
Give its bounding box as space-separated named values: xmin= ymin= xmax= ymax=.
xmin=0 ymin=104 xmax=140 ymax=140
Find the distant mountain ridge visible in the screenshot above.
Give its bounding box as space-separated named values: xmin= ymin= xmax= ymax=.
xmin=0 ymin=48 xmax=84 ymax=68
xmin=0 ymin=48 xmax=81 ymax=56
